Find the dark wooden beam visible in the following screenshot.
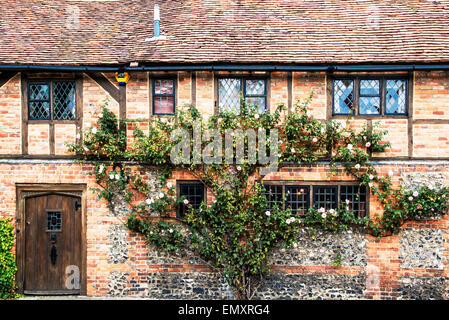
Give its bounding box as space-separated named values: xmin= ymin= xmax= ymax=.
xmin=86 ymin=72 xmax=120 ymax=102
xmin=0 ymin=71 xmax=17 ymax=88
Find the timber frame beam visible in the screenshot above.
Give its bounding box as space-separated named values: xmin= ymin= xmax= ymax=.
xmin=0 ymin=71 xmax=17 ymax=88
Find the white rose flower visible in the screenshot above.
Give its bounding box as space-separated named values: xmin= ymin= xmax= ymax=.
xmin=413 ymin=191 xmax=419 ymax=197
xmin=366 ymin=142 xmax=371 ymax=148
xmin=346 ymin=206 xmax=350 ymax=211
xmin=265 ymin=211 xmax=271 ymax=217
xmin=286 ymin=218 xmax=291 ymax=225
xmin=159 ymin=192 xmax=164 ymax=199
xmin=354 ymin=164 xmax=360 ymax=169
xmin=183 ymin=199 xmax=189 ymax=205
xmin=92 ymin=127 xmax=97 ymax=134
xmin=168 ymin=229 xmax=173 ymax=234
xmin=408 ymin=196 xmax=414 ymax=201
xmin=236 ymin=166 xmax=242 ymax=171
xmin=98 ymin=165 xmax=104 ymax=173
xmin=98 ymin=113 xmax=103 ymax=118
xmin=254 ymin=113 xmax=260 ymax=119
xmin=115 ymin=174 xmax=120 ymax=180
xmin=109 ymin=174 xmax=115 ymax=180
xmin=146 ymin=198 xmax=153 ymax=205
xmin=369 ymin=182 xmax=374 ymax=188
xmin=347 ymin=144 xmax=353 ymax=150
xmin=291 ymin=148 xmax=296 ymax=153
xmin=318 ymin=207 xmax=325 ymax=214
xmin=345 ymin=199 xmax=350 ymax=205
xmin=321 ymin=212 xmax=327 ymax=219
xmin=312 ymin=137 xmax=318 ymax=143
xmin=369 ymin=174 xmax=374 ymax=180
xmin=83 ymin=146 xmax=89 ymax=152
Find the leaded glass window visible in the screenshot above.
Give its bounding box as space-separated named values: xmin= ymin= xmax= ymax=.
xmin=29 ymin=83 xmax=51 ymax=120
xmin=359 ymin=79 xmax=380 ymax=115
xmin=385 ymin=79 xmax=407 ymax=115
xmin=28 ymin=81 xmax=76 ymax=120
xmin=332 ymin=77 xmax=408 ymax=116
xmin=178 ymin=182 xmax=205 ymax=219
xmin=47 ymin=211 xmax=62 ymax=231
xmin=218 ymin=78 xmax=267 ymax=114
xmin=53 ymin=81 xmax=76 ymax=120
xmin=218 ymin=78 xmax=241 ymax=113
xmin=245 ymin=79 xmax=266 ymax=113
xmin=313 ymin=186 xmax=338 ymax=210
xmin=333 ymin=80 xmax=354 ymax=114
xmin=285 ymin=186 xmax=310 ymax=215
xmin=153 ymin=79 xmax=175 ymax=115
xmin=340 ymin=185 xmax=367 ymax=217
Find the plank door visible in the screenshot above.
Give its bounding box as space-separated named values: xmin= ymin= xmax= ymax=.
xmin=24 ymin=193 xmax=82 ymax=295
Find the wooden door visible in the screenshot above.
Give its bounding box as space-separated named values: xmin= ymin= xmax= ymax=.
xmin=24 ymin=193 xmax=82 ymax=295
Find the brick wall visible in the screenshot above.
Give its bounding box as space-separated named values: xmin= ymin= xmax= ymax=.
xmin=1 ymin=70 xmax=449 ymax=299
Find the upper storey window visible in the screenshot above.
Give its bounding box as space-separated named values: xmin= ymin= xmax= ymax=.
xmin=28 ymin=81 xmax=76 ymax=120
xmin=218 ymin=77 xmax=267 ymax=114
xmin=333 ymin=77 xmax=408 ymax=116
xmin=153 ymin=78 xmax=176 ymax=115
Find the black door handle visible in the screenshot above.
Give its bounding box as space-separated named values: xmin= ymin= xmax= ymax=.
xmin=50 ymin=245 xmax=57 ymax=265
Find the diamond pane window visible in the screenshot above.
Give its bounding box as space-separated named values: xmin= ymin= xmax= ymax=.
xmin=246 ymin=79 xmax=265 ymax=95
xmin=53 ymin=81 xmax=76 ymax=120
xmin=285 ymin=186 xmax=310 ymax=215
xmin=29 ymin=83 xmax=50 ymax=120
xmin=359 ymin=80 xmax=380 ymax=115
xmin=333 ymin=80 xmax=354 ymax=114
xmin=359 ymin=97 xmax=381 ymax=115
xmin=29 ymin=101 xmax=50 ymax=120
xmin=47 ymin=211 xmax=62 ymax=232
xmin=245 ymin=79 xmax=266 ymax=112
xmin=340 ymin=185 xmax=367 ymax=218
xmin=28 ymin=81 xmax=77 ymax=120
xmin=263 ymin=185 xmax=283 ymax=210
xmin=218 ymin=78 xmax=267 ymax=114
xmin=29 ymin=83 xmax=50 ymax=100
xmin=385 ymin=79 xmax=407 ymax=115
xmin=153 ymin=79 xmax=175 ymax=115
xmin=313 ymin=186 xmax=338 ymax=210
xmin=178 ymin=183 xmax=205 ymax=219
xmin=218 ymin=78 xmax=241 ymax=113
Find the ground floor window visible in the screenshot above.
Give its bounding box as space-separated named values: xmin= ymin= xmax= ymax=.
xmin=177 ymin=182 xmax=205 ymax=219
xmin=263 ymin=182 xmax=367 ymax=217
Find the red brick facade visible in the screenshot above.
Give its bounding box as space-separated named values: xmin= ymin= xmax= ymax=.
xmin=1 ymin=70 xmax=449 ymax=299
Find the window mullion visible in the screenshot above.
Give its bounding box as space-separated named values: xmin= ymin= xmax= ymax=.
xmin=354 ymin=78 xmax=360 ymax=116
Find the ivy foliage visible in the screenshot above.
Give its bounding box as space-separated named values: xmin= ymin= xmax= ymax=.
xmin=68 ymin=98 xmax=449 ymax=299
xmin=0 ymin=218 xmax=18 ymax=299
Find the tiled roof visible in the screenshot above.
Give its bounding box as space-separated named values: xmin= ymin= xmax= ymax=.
xmin=1 ymin=0 xmax=449 ymax=66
